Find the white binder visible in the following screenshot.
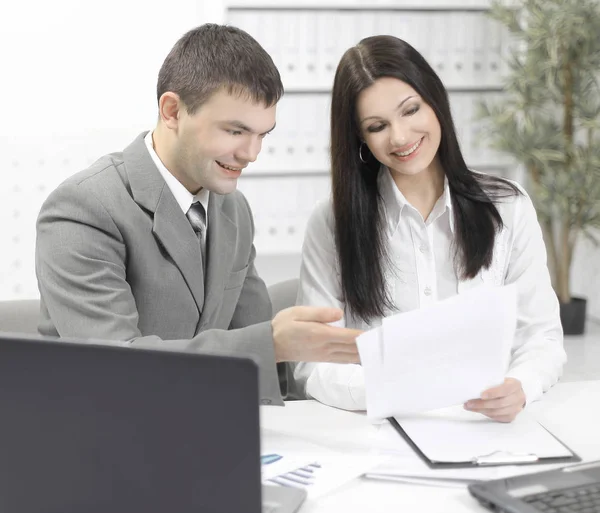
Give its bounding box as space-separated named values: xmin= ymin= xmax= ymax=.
xmin=472 ymin=11 xmax=487 ymax=86
xmin=485 ymin=16 xmax=503 ymax=85
xmin=316 ymin=12 xmax=338 ymax=87
xmin=430 ymin=13 xmax=448 ymax=83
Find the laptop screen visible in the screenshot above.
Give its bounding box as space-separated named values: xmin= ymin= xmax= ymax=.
xmin=0 ymin=334 xmax=262 ymax=513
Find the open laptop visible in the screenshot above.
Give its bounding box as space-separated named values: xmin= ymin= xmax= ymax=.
xmin=0 ymin=333 xmax=306 ymax=513
xmin=469 ymin=461 xmax=600 ymax=512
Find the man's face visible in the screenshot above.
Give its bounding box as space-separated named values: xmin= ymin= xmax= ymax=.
xmin=171 ymin=89 xmax=276 ymax=195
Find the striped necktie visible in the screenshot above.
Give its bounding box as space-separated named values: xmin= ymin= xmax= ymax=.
xmin=186 ymin=201 xmax=207 ymax=267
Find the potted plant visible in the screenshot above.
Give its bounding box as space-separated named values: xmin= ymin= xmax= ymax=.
xmin=478 ymin=0 xmax=600 ymax=334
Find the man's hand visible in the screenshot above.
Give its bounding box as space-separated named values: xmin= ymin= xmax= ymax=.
xmin=272 ymin=306 xmax=362 ymax=364
xmin=464 ymin=378 xmax=526 ymax=423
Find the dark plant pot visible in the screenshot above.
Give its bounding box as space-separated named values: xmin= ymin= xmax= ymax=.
xmin=559 ymin=297 xmax=587 ymax=335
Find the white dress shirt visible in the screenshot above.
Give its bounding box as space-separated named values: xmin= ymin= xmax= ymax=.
xmin=144 ymin=131 xmax=210 ymax=249
xmin=295 ymin=168 xmax=565 ymax=411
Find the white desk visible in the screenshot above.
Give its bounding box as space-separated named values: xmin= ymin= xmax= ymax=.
xmin=261 ymin=381 xmax=600 ymax=513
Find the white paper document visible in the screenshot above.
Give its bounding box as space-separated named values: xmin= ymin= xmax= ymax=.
xmin=260 ymin=437 xmax=382 ymax=499
xmin=357 ymin=285 xmax=517 ymax=419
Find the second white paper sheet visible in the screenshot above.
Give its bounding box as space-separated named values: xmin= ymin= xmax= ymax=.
xmin=357 ymin=284 xmax=517 ymax=419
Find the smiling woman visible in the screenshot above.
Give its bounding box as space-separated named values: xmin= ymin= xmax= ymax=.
xmin=357 ymin=77 xmax=442 ymax=183
xmin=294 ymin=35 xmax=566 ymax=424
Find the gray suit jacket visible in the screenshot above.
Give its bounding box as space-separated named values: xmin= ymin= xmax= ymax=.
xmin=36 ymin=132 xmax=283 ymax=405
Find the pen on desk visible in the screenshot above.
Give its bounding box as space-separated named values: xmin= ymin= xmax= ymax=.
xmin=364 ymin=473 xmax=479 ymax=489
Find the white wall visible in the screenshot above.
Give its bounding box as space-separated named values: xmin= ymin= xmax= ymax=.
xmin=0 ymin=0 xmax=226 ymax=297
xmin=570 ymin=237 xmax=600 ymax=321
xmin=2 ymin=1 xmax=224 ymax=137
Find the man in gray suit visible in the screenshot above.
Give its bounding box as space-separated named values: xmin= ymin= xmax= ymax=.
xmin=35 ymin=24 xmax=361 ymax=405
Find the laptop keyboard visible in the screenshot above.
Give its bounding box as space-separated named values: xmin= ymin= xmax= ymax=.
xmin=523 ymin=483 xmax=600 ymax=512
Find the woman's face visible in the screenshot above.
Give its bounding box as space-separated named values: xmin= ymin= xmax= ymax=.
xmin=357 ymin=77 xmax=442 ymax=178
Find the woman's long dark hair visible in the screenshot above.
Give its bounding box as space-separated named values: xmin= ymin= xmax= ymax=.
xmin=330 ymin=35 xmax=520 ymax=323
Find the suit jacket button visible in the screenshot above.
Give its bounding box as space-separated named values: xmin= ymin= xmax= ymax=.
xmin=261 ymin=399 xmax=272 ymax=405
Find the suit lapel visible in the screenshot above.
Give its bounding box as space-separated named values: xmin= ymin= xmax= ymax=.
xmin=153 ymin=193 xmax=205 ymax=313
xmin=200 ymin=192 xmax=236 ymax=326
xmin=123 ymin=132 xmax=206 ymax=314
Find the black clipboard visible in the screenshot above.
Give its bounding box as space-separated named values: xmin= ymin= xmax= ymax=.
xmin=387 ymin=417 xmax=581 ymax=469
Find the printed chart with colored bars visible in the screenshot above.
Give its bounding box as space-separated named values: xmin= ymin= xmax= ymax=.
xmin=260 ymin=449 xmax=382 ymax=499
xmin=261 ymin=454 xmax=323 ymax=488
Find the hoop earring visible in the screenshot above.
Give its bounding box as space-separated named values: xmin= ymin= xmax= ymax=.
xmin=359 ymin=142 xmax=369 ymax=164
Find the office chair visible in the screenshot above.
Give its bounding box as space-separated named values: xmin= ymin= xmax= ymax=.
xmin=267 ymin=278 xmax=299 ymax=317
xmin=0 ymin=299 xmax=41 ymax=334
xmin=267 ymin=278 xmax=306 ymax=400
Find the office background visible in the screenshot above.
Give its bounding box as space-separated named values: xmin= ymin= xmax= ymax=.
xmin=1 ymin=0 xmax=599 ymax=324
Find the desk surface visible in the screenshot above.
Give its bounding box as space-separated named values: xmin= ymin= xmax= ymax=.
xmin=261 ymin=381 xmax=600 ymax=513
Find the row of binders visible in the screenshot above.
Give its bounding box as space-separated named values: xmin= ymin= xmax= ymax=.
xmin=237 ymin=174 xmax=331 ymax=254
xmin=228 ymin=10 xmax=509 ymax=89
xmin=244 ymin=92 xmax=511 ymax=174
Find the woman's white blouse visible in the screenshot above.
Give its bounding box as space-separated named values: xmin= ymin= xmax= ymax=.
xmin=295 ymin=169 xmax=565 ymax=411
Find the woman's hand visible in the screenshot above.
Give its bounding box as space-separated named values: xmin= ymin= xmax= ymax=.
xmin=464 ymin=378 xmax=526 ymax=422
